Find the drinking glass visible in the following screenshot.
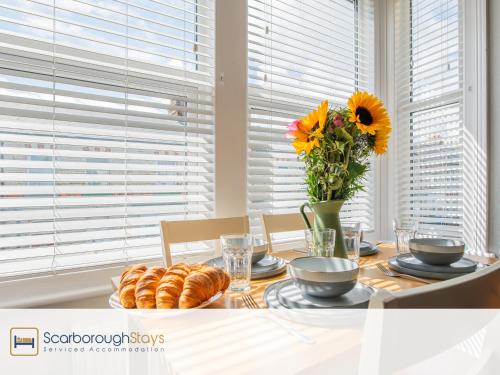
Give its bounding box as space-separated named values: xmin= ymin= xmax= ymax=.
xmin=305 ymin=229 xmax=336 ymax=257
xmin=392 ymin=219 xmax=418 ymax=256
xmin=221 ymin=234 xmax=253 ymax=292
xmin=342 ymin=222 xmax=361 ymax=263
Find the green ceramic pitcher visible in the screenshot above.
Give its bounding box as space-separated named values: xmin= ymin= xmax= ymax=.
xmin=300 ymin=200 xmax=347 ymax=258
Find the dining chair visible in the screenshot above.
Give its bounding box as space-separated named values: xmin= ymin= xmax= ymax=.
xmin=359 ymin=260 xmax=500 ymax=375
xmin=368 ymin=260 xmax=500 ymax=309
xmin=261 ymin=212 xmax=314 ymax=252
xmin=160 ymin=216 xmax=250 ymax=267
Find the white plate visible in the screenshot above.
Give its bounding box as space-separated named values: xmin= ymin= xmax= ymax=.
xmin=109 ymin=291 xmax=223 ymax=316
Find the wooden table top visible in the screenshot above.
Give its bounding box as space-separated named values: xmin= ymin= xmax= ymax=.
xmin=112 ymin=243 xmax=496 ymax=309
xmin=212 ymin=243 xmax=495 ymax=308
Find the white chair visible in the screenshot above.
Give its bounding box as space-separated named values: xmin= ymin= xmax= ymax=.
xmin=368 ymin=260 xmax=500 ymax=309
xmin=359 ymin=260 xmax=500 ymax=375
xmin=160 ymin=216 xmax=250 ymax=267
xmin=261 ymin=212 xmax=313 ymax=252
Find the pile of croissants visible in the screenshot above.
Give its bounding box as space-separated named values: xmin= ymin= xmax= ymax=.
xmin=118 ymin=263 xmax=230 ymax=309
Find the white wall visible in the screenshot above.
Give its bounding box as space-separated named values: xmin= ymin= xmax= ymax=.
xmin=214 ymin=0 xmax=248 ymax=218
xmin=37 ymin=295 xmax=109 ymax=309
xmin=489 ymin=0 xmax=500 ymax=255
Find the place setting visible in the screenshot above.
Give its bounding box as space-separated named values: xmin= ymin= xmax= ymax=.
xmin=264 ymin=223 xmax=376 ymax=310
xmin=264 ymin=257 xmax=375 ymax=309
xmin=206 ymin=237 xmax=287 ymax=281
xmin=387 ymin=220 xmax=483 ymax=281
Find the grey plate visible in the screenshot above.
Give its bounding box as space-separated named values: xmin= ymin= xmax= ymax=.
xmin=263 ymin=280 xmax=285 ymax=309
xmin=254 ymin=254 xmax=281 ymax=270
xmin=387 ymin=256 xmax=482 ymax=280
xmin=251 ymin=257 xmax=287 ymax=280
xmin=252 ymin=239 xmax=269 ymax=264
xmin=206 ymin=255 xmax=286 ymax=280
xmin=270 ymin=279 xmax=374 ymax=309
xmin=207 ymin=254 xmax=280 ymax=271
xmin=360 ymin=241 xmax=379 ymax=257
xmin=396 ymin=253 xmax=477 ymax=274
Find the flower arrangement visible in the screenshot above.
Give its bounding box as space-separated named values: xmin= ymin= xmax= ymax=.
xmin=287 ymin=92 xmax=391 ymax=203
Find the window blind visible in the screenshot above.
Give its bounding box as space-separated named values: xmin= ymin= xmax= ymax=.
xmin=0 ymin=0 xmax=215 ymax=277
xmin=247 ymin=0 xmax=375 ymax=237
xmin=395 ymin=0 xmax=464 ymax=239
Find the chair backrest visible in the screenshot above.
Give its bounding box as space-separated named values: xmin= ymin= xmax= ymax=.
xmin=160 ymin=216 xmax=250 ymax=266
xmin=261 ymin=212 xmax=313 ymax=252
xmin=369 ymin=260 xmax=500 ymax=308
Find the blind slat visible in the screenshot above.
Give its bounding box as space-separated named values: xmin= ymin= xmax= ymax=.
xmin=247 ymin=0 xmax=376 ymax=236
xmin=395 ymin=0 xmax=465 ymax=240
xmin=0 ymin=0 xmax=215 ymax=277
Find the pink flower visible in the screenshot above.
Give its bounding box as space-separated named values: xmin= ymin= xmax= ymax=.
xmin=333 ymin=114 xmax=344 ymax=127
xmin=287 ymin=119 xmax=301 ymax=138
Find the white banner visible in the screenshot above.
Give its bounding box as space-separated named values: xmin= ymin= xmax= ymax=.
xmin=1 ymin=309 xmax=500 ymax=375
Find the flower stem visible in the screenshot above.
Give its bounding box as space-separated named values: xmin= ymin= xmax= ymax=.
xmin=344 ymin=143 xmax=352 ymax=167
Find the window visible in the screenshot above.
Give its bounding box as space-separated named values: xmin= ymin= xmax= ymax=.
xmin=395 ymin=0 xmax=462 ymax=238
xmin=395 ymin=0 xmax=487 ymax=249
xmin=0 ymin=0 xmax=215 ymax=277
xmin=247 ymin=0 xmax=375 ymax=237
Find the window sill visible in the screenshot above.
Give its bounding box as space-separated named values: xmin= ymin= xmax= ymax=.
xmin=0 ymin=236 xmax=377 ymax=308
xmin=0 ymin=252 xmax=215 ymax=308
xmin=0 ymin=260 xmax=161 ymax=308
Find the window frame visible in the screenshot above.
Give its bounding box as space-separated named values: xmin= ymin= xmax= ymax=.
xmin=246 ymin=0 xmax=378 ymax=240
xmin=382 ymin=0 xmax=488 ymax=249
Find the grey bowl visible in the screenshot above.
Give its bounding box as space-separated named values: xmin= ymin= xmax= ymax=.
xmin=288 ymin=257 xmax=359 ymax=298
xmin=409 ymin=238 xmax=465 ymax=266
xmin=252 ymin=239 xmax=268 ymax=264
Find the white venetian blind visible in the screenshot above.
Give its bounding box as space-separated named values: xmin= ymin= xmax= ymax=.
xmin=247 ymin=0 xmax=375 ymax=237
xmin=395 ymin=0 xmax=464 ymax=239
xmin=0 ymin=0 xmax=215 ymax=277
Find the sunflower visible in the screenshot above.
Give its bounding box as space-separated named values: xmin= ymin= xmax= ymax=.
xmin=373 ymin=127 xmax=391 ymax=155
xmin=288 ymin=100 xmax=329 ymax=155
xmin=348 ymin=91 xmax=391 ymax=155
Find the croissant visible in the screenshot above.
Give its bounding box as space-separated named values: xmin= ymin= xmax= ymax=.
xmin=179 ymin=266 xmax=230 ymax=309
xmin=189 ymin=263 xmax=204 ymax=272
xmin=119 ymin=264 xmax=147 ymax=309
xmin=135 ymin=266 xmax=166 ymax=309
xmin=220 ymin=269 xmax=231 ymax=291
xmin=156 ymin=263 xmax=191 ymax=309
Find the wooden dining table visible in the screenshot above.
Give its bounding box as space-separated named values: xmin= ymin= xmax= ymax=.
xmin=217 ymin=243 xmax=495 ymax=308
xmin=112 ymin=242 xmax=496 ymax=309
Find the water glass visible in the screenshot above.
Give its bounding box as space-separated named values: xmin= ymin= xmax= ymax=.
xmin=221 ymin=234 xmax=253 ymax=292
xmin=305 ymin=229 xmax=336 ymax=257
xmin=392 ymin=219 xmax=418 ymax=256
xmin=342 ymin=222 xmax=361 ymax=263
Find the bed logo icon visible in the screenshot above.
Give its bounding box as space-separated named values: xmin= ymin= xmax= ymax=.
xmin=10 ymin=328 xmax=39 ymax=356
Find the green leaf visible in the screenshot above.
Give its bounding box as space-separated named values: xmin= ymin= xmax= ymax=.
xmin=334 ymin=141 xmax=345 ymax=153
xmin=347 ymin=161 xmax=367 ymax=179
xmin=334 ymin=127 xmax=353 ymax=144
